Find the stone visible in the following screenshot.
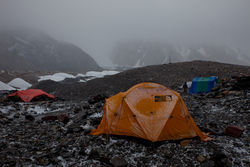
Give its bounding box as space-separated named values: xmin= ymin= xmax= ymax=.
xmin=57 ymin=114 xmax=69 ymax=124
xmin=110 ymin=156 xmax=128 ymax=167
xmin=222 ymin=90 xmax=230 ymax=96
xmin=228 ymin=91 xmax=242 ymax=96
xmin=225 ymin=125 xmax=244 ymax=137
xmin=180 ymin=139 xmax=191 ymax=147
xmin=197 ymin=155 xmax=206 ymax=163
xmin=42 ymin=115 xmax=58 ymax=122
xmin=25 ymin=114 xmax=35 ymax=121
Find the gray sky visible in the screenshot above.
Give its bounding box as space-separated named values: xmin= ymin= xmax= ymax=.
xmin=0 ymin=0 xmax=250 ymax=66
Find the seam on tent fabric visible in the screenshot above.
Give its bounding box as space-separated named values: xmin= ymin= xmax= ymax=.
xmin=124 ymin=98 xmax=148 ymax=139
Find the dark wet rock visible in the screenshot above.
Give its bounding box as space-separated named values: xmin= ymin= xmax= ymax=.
xmin=67 ymin=124 xmax=83 ymax=133
xmin=73 ymin=106 xmax=82 ymax=113
xmin=41 ymin=114 xmax=69 ymax=124
xmin=25 ymin=114 xmax=35 ymax=121
xmin=82 ymin=103 xmax=91 ymax=110
xmin=88 ymin=149 xmax=100 ymax=159
xmin=211 ymin=150 xmax=230 ymax=167
xmin=42 ymin=115 xmax=58 ymax=121
xmin=0 ymin=141 xmax=8 ymax=151
xmin=73 ymin=111 xmax=88 ymax=122
xmin=231 ymin=74 xmax=250 ymax=90
xmin=110 ymin=156 xmax=128 ymax=167
xmin=88 ymin=94 xmax=107 ymax=104
xmin=200 ymin=160 xmax=215 ymax=167
xmin=57 ymin=114 xmax=69 ymax=124
xmin=225 ymin=125 xmax=244 ymax=137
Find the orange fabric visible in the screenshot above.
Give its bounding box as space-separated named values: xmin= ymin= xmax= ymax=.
xmin=91 ymin=82 xmax=211 ymax=142
xmin=8 ymin=89 xmax=54 ymax=102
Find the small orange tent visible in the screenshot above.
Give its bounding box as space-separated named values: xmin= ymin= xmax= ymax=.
xmin=91 ymin=82 xmax=211 ymax=142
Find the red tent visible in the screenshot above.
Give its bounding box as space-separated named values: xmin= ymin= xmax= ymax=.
xmin=8 ymin=89 xmax=55 ymax=102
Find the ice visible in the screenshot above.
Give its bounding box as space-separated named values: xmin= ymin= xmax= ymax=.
xmin=79 ymin=79 xmax=86 ymax=83
xmin=0 ymin=81 xmax=15 ymax=91
xmin=85 ymin=70 xmax=119 ymax=78
xmin=39 ymin=71 xmax=119 ymax=82
xmin=38 ymin=73 xmax=76 ymax=82
xmin=77 ymin=70 xmax=119 ymax=82
xmin=8 ymin=78 xmax=32 ymax=90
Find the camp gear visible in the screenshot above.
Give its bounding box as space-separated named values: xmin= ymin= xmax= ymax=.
xmin=8 ymin=89 xmax=54 ymax=102
xmin=189 ymin=77 xmax=218 ymax=94
xmin=91 ymin=82 xmax=211 ymax=142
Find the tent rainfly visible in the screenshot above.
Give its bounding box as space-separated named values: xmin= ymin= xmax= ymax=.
xmin=8 ymin=89 xmax=54 ymax=102
xmin=91 ymin=82 xmax=211 ymax=142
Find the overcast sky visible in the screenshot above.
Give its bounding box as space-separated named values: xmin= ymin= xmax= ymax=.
xmin=0 ymin=0 xmax=250 ymax=66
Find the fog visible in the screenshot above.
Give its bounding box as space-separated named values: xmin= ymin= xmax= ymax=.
xmin=0 ymin=0 xmax=250 ymax=66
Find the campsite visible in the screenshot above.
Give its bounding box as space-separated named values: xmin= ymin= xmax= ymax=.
xmin=1 ymin=1 xmax=250 ymax=166
xmin=0 ymin=61 xmax=249 ymax=166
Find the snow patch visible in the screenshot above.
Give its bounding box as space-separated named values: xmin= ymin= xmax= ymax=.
xmin=38 ymin=73 xmax=76 ymax=82
xmin=85 ymin=70 xmax=119 ymax=78
xmin=77 ymin=70 xmax=120 ymax=82
xmin=8 ymin=78 xmax=32 ymax=90
xmin=79 ymin=79 xmax=86 ymax=83
xmin=89 ymin=113 xmax=103 ymax=118
xmin=39 ymin=71 xmax=119 ymax=82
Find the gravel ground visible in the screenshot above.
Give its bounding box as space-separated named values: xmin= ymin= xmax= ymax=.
xmin=32 ymin=61 xmax=250 ymax=101
xmin=0 ymin=61 xmax=249 ymax=166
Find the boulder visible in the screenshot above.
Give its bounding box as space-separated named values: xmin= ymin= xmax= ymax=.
xmin=110 ymin=156 xmax=127 ymax=167
xmin=225 ymin=125 xmax=244 ymax=137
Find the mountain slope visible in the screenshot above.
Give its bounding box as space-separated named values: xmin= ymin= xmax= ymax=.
xmin=0 ymin=29 xmax=102 ymax=72
xmin=112 ymin=41 xmax=250 ymax=67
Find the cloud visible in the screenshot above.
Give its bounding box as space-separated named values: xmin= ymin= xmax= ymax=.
xmin=0 ymin=0 xmax=250 ymax=65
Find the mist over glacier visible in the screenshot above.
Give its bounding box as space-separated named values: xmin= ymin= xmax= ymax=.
xmin=0 ymin=0 xmax=249 ymax=66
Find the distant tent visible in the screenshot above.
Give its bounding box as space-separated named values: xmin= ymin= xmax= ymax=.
xmin=189 ymin=77 xmax=218 ymax=94
xmin=91 ymin=82 xmax=211 ymax=142
xmin=8 ymin=78 xmax=32 ymax=90
xmin=8 ymin=89 xmax=54 ymax=102
xmin=0 ymin=81 xmax=15 ymax=91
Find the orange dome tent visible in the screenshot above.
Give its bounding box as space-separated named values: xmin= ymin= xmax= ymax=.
xmin=91 ymin=82 xmax=211 ymax=142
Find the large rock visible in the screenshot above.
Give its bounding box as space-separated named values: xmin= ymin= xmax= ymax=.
xmin=225 ymin=125 xmax=244 ymax=137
